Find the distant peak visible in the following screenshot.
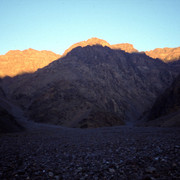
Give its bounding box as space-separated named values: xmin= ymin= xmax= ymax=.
xmin=4 ymin=48 xmax=61 ymax=56
xmin=145 ymin=47 xmax=180 ymax=62
xmin=25 ymin=48 xmax=36 ymax=51
xmin=5 ymin=50 xmax=21 ymax=55
xmin=111 ymin=43 xmax=138 ymax=53
xmin=63 ymin=37 xmax=137 ymax=56
xmin=0 ymin=49 xmax=61 ymax=78
xmin=5 ymin=48 xmax=37 ymax=55
xmin=85 ymin=37 xmax=110 ymax=46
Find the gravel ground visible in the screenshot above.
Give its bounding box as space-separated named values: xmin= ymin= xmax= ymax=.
xmin=0 ymin=125 xmax=180 ymax=180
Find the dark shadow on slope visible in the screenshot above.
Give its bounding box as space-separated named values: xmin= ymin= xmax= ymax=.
xmin=141 ymin=74 xmax=180 ymax=127
xmin=0 ymin=105 xmax=24 ymax=134
xmin=0 ymin=45 xmax=179 ymax=128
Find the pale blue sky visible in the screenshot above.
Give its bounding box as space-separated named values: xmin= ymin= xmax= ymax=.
xmin=0 ymin=0 xmax=179 ymax=55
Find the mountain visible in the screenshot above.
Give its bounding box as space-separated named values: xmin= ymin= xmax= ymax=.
xmin=144 ymin=74 xmax=180 ymax=127
xmin=63 ymin=38 xmax=180 ymax=63
xmin=0 ymin=105 xmax=24 ymax=133
xmin=0 ymin=48 xmax=61 ymax=78
xmin=1 ymin=44 xmax=177 ymax=128
xmin=0 ymin=86 xmax=24 ymax=133
xmin=145 ymin=47 xmax=180 ymax=62
xmin=63 ymin=37 xmax=180 ymax=62
xmin=63 ymin=37 xmax=138 ymax=56
xmin=0 ymin=38 xmax=179 ymax=79
xmin=110 ymin=43 xmax=138 ymax=53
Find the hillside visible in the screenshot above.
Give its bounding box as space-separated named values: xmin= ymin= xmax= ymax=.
xmin=63 ymin=38 xmax=180 ymax=63
xmin=1 ymin=44 xmax=177 ymax=128
xmin=145 ymin=47 xmax=180 ymax=62
xmin=0 ymin=105 xmax=24 ymax=133
xmin=0 ymin=86 xmax=24 ymax=133
xmin=0 ymin=48 xmax=61 ymax=77
xmin=0 ymin=38 xmax=179 ymax=79
xmin=0 ymin=38 xmax=179 ymax=128
xmin=145 ymin=74 xmax=180 ymax=127
xmin=63 ymin=37 xmax=138 ymax=56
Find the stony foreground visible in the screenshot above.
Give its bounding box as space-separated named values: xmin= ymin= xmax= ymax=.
xmin=0 ymin=125 xmax=180 ymax=180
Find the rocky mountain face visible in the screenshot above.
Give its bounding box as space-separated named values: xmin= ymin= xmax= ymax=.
xmin=0 ymin=86 xmax=24 ymax=133
xmin=168 ymin=60 xmax=180 ymax=72
xmin=111 ymin=43 xmax=138 ymax=53
xmin=1 ymin=45 xmax=177 ymax=128
xmin=63 ymin=37 xmax=138 ymax=56
xmin=0 ymin=38 xmax=179 ymax=79
xmin=144 ymin=74 xmax=180 ymax=127
xmin=63 ymin=38 xmax=180 ymax=63
xmin=0 ymin=48 xmax=61 ymax=78
xmin=0 ymin=105 xmax=24 ymax=133
xmin=0 ymin=38 xmax=179 ymax=128
xmin=145 ymin=47 xmax=180 ymax=62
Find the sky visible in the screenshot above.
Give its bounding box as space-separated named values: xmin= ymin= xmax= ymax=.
xmin=0 ymin=0 xmax=180 ymax=55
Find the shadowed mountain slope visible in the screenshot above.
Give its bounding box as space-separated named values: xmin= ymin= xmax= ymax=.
xmin=0 ymin=38 xmax=179 ymax=79
xmin=0 ymin=105 xmax=24 ymax=134
xmin=63 ymin=38 xmax=180 ymax=63
xmin=1 ymin=45 xmax=177 ymax=128
xmin=0 ymin=87 xmax=24 ymax=133
xmin=145 ymin=74 xmax=180 ymax=127
xmin=0 ymin=48 xmax=61 ymax=78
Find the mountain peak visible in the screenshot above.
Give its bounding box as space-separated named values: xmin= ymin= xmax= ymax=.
xmin=111 ymin=43 xmax=138 ymax=53
xmin=5 ymin=48 xmax=39 ymax=56
xmin=85 ymin=37 xmax=110 ymax=46
xmin=145 ymin=47 xmax=180 ymax=62
xmin=63 ymin=37 xmax=137 ymax=56
xmin=0 ymin=49 xmax=61 ymax=77
xmin=63 ymin=37 xmax=110 ymax=56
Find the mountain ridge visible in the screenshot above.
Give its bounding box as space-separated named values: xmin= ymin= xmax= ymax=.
xmin=145 ymin=47 xmax=180 ymax=62
xmin=1 ymin=45 xmax=177 ymax=128
xmin=0 ymin=37 xmax=179 ymax=78
xmin=63 ymin=37 xmax=138 ymax=56
xmin=0 ymin=48 xmax=61 ymax=78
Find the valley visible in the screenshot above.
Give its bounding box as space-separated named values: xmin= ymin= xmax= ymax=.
xmin=0 ymin=38 xmax=180 ymax=179
xmin=0 ymin=121 xmax=180 ymax=179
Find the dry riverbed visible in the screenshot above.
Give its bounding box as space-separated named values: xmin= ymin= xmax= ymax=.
xmin=0 ymin=125 xmax=180 ymax=180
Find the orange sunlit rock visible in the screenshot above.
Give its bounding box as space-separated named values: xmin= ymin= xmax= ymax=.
xmin=145 ymin=47 xmax=180 ymax=62
xmin=1 ymin=38 xmax=179 ymax=78
xmin=63 ymin=37 xmax=138 ymax=56
xmin=63 ymin=38 xmax=180 ymax=62
xmin=0 ymin=49 xmax=61 ymax=78
xmin=111 ymin=43 xmax=138 ymax=53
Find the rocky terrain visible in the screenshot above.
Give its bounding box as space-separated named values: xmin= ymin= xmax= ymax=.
xmin=63 ymin=37 xmax=180 ymax=63
xmin=0 ymin=124 xmax=179 ymax=180
xmin=1 ymin=44 xmax=178 ymax=128
xmin=144 ymin=74 xmax=180 ymax=127
xmin=0 ymin=86 xmax=24 ymax=133
xmin=63 ymin=37 xmax=138 ymax=56
xmin=0 ymin=38 xmax=179 ymax=78
xmin=0 ymin=38 xmax=180 ymax=179
xmin=0 ymin=83 xmax=179 ymax=179
xmin=0 ymin=105 xmax=24 ymax=134
xmin=145 ymin=47 xmax=180 ymax=62
xmin=0 ymin=48 xmax=60 ymax=77
xmin=111 ymin=43 xmax=138 ymax=53
xmin=0 ymin=38 xmax=179 ymax=128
